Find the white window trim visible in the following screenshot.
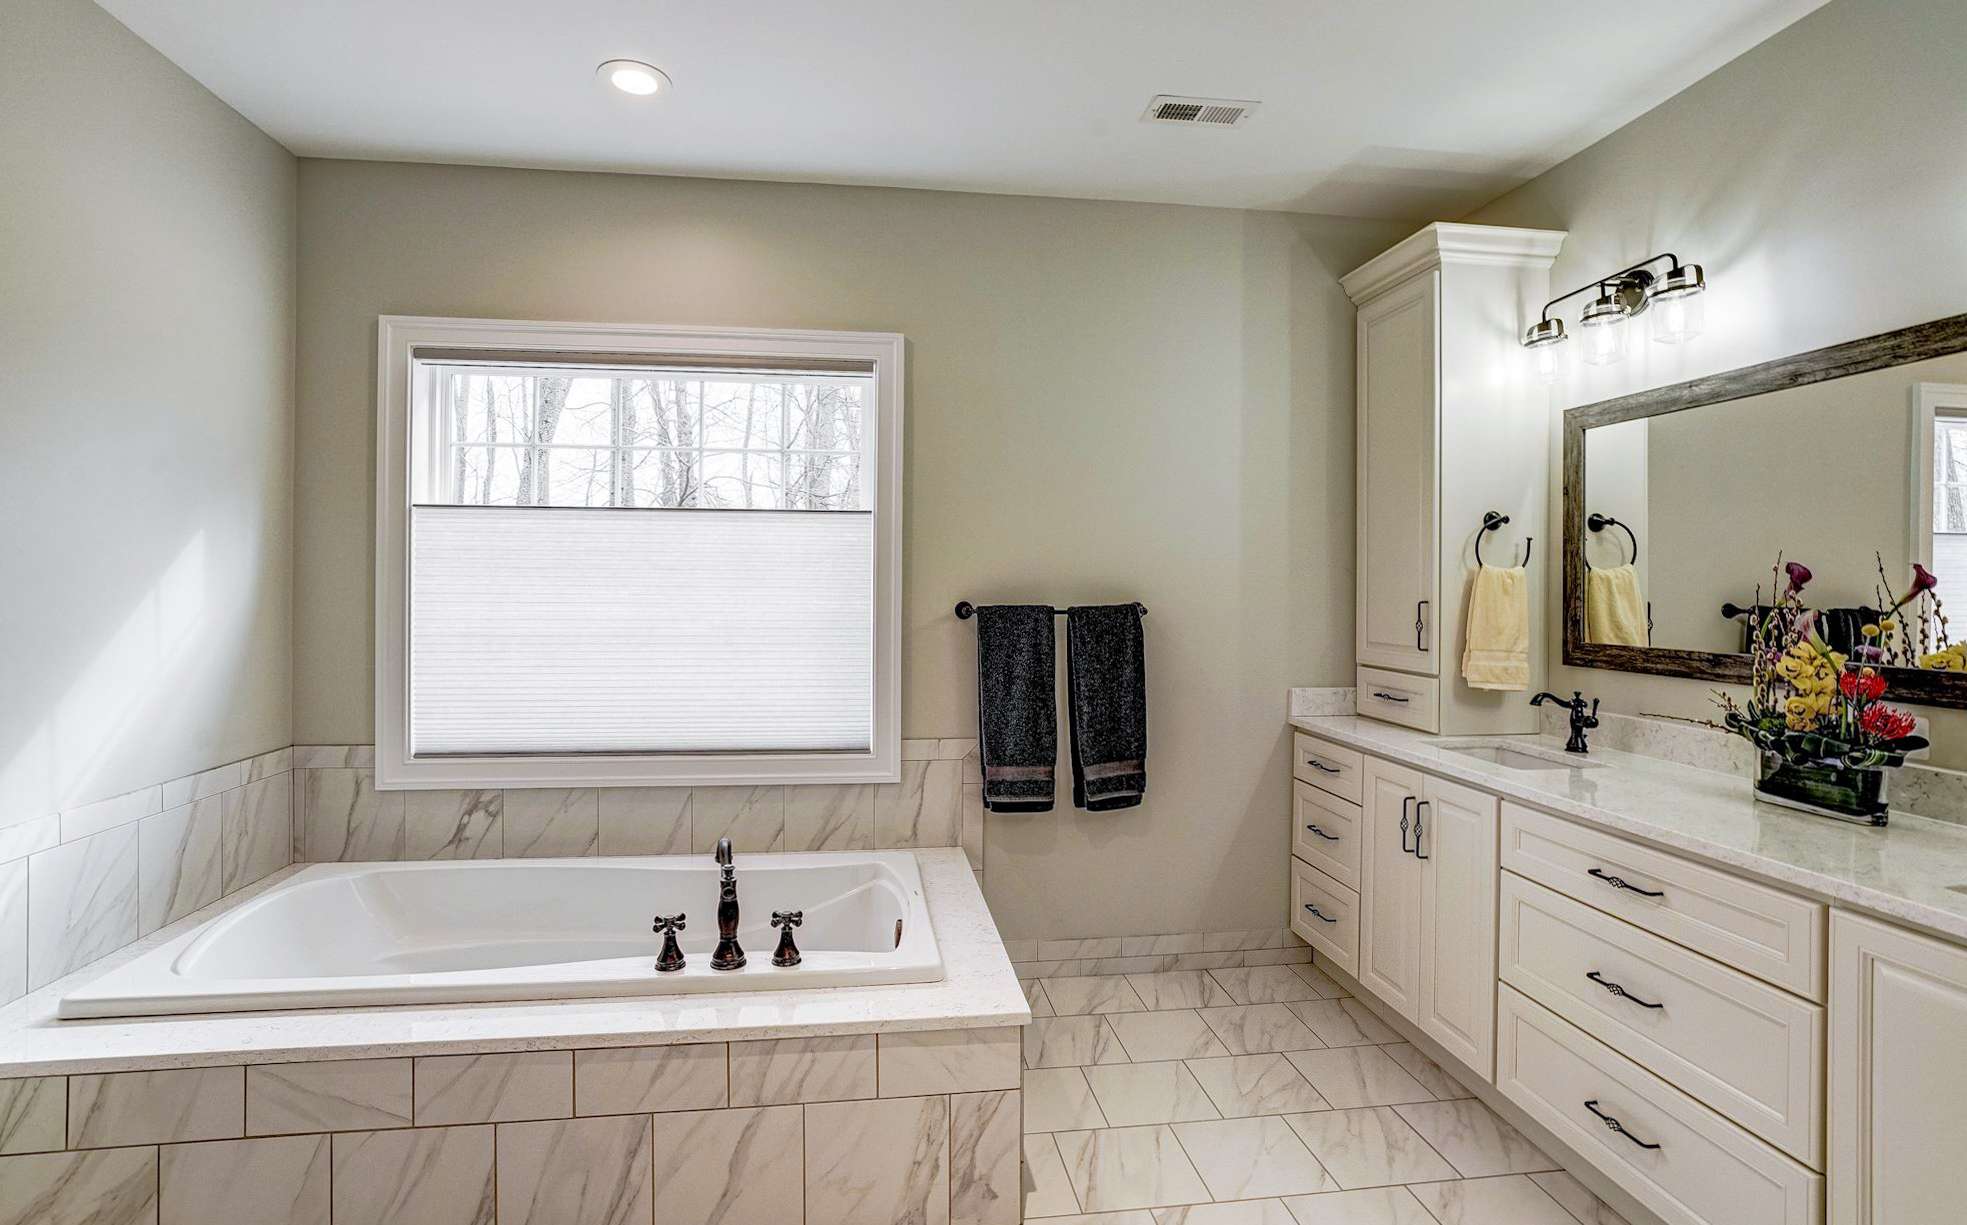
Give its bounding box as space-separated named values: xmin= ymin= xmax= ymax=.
xmin=1908 ymin=381 xmax=1967 ymax=563
xmin=375 ymin=315 xmax=903 ymax=790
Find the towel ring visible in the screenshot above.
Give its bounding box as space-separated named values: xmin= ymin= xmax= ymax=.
xmin=1586 ymin=512 xmax=1637 ymax=569
xmin=1476 ymin=511 xmax=1531 ymax=568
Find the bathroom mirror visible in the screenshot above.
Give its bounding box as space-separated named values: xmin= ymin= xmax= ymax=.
xmin=1563 ymin=312 xmax=1967 ymax=707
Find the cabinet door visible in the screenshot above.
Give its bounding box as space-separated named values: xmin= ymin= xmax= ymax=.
xmin=1358 ymin=758 xmax=1424 ymax=1021
xmin=1829 ymin=910 xmax=1967 ymax=1225
xmin=1417 ymin=774 xmax=1500 ymax=1077
xmin=1355 ymin=272 xmax=1440 ymax=675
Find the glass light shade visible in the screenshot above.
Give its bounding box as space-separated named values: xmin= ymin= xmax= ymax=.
xmin=1579 ymin=299 xmax=1629 ymax=367
xmin=1533 ymin=342 xmax=1561 ymax=382
xmin=1649 ymin=265 xmax=1708 ymax=344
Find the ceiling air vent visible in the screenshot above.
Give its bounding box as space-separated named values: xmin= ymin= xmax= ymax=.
xmin=1142 ymin=95 xmax=1259 ymax=127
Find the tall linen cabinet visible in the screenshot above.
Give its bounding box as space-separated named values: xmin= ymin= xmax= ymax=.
xmin=1341 ymin=223 xmax=1565 ymax=735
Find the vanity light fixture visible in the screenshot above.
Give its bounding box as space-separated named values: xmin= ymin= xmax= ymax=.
xmin=1522 ymin=253 xmax=1709 ymax=374
xmin=598 ymin=59 xmax=669 ymax=96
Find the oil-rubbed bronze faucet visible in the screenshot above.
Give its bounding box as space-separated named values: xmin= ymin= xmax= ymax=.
xmin=771 ymin=910 xmax=804 ymax=967
xmin=652 ymin=913 xmax=687 ymax=972
xmin=711 ymin=838 xmax=746 ymax=970
xmin=1532 ymin=690 xmax=1600 ymax=753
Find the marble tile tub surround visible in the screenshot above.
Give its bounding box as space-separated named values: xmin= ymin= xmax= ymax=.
xmin=0 ymin=1025 xmax=1023 ymax=1225
xmin=0 ymin=849 xmax=1025 ymax=1080
xmin=1295 ymin=712 xmax=1967 ymax=944
xmin=292 ymin=737 xmax=981 ymax=868
xmin=0 ymin=747 xmax=294 ymax=1008
xmin=1017 ymin=963 xmax=1632 ymax=1224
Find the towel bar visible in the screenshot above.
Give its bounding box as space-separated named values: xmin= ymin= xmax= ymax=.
xmin=954 ymin=601 xmax=1147 ymax=619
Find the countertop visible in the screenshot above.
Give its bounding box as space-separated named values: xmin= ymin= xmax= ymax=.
xmin=1291 ymin=715 xmax=1967 ymax=945
xmin=0 ymin=848 xmax=1028 ymax=1078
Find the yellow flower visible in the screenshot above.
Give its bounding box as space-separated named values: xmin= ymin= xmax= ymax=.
xmin=1784 ymin=696 xmax=1821 ymax=729
xmin=1881 ymin=618 xmax=1899 ymax=632
xmin=1862 ymin=623 xmax=1881 ymax=638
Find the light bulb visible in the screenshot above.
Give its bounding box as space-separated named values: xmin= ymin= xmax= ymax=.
xmin=1648 ymin=264 xmax=1708 ymax=344
xmin=597 ymin=60 xmax=668 ymax=97
xmin=1579 ymin=299 xmax=1629 ymax=367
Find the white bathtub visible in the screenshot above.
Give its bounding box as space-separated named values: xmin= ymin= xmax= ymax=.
xmin=59 ymin=851 xmax=941 ymax=1019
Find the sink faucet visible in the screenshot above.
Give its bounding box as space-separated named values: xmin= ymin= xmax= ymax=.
xmin=1532 ymin=691 xmax=1600 ymax=753
xmin=711 ymin=837 xmax=746 ymax=970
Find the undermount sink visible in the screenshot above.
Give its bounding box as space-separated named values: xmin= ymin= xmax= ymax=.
xmin=1441 ymin=740 xmax=1604 ymax=771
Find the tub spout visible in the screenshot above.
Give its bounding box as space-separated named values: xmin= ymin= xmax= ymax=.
xmin=711 ymin=844 xmax=745 ymax=970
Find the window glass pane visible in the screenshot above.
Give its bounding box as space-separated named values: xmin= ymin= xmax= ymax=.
xmin=787 ymin=382 xmax=866 ymax=451
xmin=452 ymin=446 xmax=528 ymax=506
xmin=620 ymin=379 xmax=699 ymax=448
xmin=785 ymin=452 xmax=863 ymax=510
xmin=550 ymin=377 xmax=621 ymax=448
xmin=699 ymin=380 xmax=788 ymax=450
xmin=700 ymin=450 xmax=784 ymax=509
xmin=1936 ymin=417 xmax=1967 ymax=533
xmin=545 ymin=447 xmax=616 ymax=507
xmin=619 ymin=448 xmax=701 ymax=508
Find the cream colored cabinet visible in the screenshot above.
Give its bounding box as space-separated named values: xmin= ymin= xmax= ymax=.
xmin=1829 ymin=910 xmax=1967 ymax=1225
xmin=1358 ymin=758 xmax=1424 ymax=1017
xmin=1416 ymin=773 xmax=1500 ymax=1075
xmin=1342 ymin=222 xmax=1564 ymax=735
xmin=1357 ymin=757 xmax=1499 ymax=1076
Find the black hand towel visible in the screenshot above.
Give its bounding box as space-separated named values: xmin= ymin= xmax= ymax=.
xmin=1066 ymin=604 xmax=1147 ymax=811
xmin=975 ymin=604 xmax=1058 ymax=813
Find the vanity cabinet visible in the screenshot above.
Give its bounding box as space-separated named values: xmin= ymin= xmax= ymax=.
xmin=1828 ymin=911 xmax=1967 ymax=1225
xmin=1357 ymin=756 xmax=1499 ymax=1074
xmin=1342 ymin=222 xmax=1564 ymax=735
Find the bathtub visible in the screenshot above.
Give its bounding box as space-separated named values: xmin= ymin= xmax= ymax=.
xmin=59 ymin=851 xmax=941 ymax=1019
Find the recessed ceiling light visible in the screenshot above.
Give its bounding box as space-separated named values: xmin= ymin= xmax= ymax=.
xmin=597 ymin=59 xmax=668 ymax=97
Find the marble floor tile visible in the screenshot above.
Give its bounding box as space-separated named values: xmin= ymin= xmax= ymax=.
xmin=138 ymin=799 xmax=221 ymax=934
xmin=0 ymin=1147 xmax=157 ymax=1225
xmin=496 ymin=1115 xmax=653 ymax=1225
xmin=332 ymin=1125 xmax=495 ymax=1225
xmin=1282 ymin=1048 xmax=1432 ymax=1109
xmin=1278 ymin=1186 xmax=1434 ymax=1225
xmin=1195 ymin=1005 xmax=1322 ymax=1055
xmin=729 ymin=1034 xmax=875 ymax=1106
xmin=1286 ymin=999 xmax=1397 ymax=1048
xmin=1023 ymin=980 xmax=1056 ymax=1018
xmin=1183 ymin=1055 xmax=1329 ymax=1119
xmin=1106 ymin=1010 xmax=1231 ymax=1063
xmin=1529 ymin=1171 xmax=1633 ymax=1225
xmin=1208 ymin=967 xmax=1321 ymax=1005
xmin=1044 ymin=976 xmax=1148 ymax=1015
xmin=1282 ymin=1107 xmax=1457 ymax=1189
xmin=1391 ymin=1100 xmax=1559 ymax=1178
xmin=1151 ymin=1199 xmax=1298 ymax=1224
xmin=1021 ymin=1135 xmax=1082 ymax=1218
xmin=403 ymin=791 xmax=502 ymax=860
xmin=595 ymin=788 xmax=691 ymax=856
xmin=1379 ymin=1044 xmax=1470 ymax=1101
xmin=1170 ymin=1116 xmax=1337 ymax=1200
xmin=0 ymin=1077 xmax=64 ymax=1154
xmin=805 ymin=1095 xmax=949 ymax=1225
xmin=502 ymin=790 xmax=599 ymax=857
xmin=1126 ymin=971 xmax=1235 ymax=1010
xmin=1025 ymin=1068 xmax=1108 ymax=1132
xmin=1083 ymin=1062 xmax=1220 ymax=1127
xmin=1037 ymin=1214 xmax=1155 ymax=1225
xmin=1055 ymin=1126 xmax=1212 ymax=1212
xmin=1404 ymin=1174 xmax=1578 ymax=1225
xmin=649 ymin=1105 xmax=802 ymax=1225
xmin=573 ymin=1044 xmax=726 ymax=1116
xmin=1287 ymin=964 xmax=1348 ymax=998
xmin=160 ymin=1134 xmax=329 ymax=1225
xmin=951 ymin=1090 xmax=1022 ymax=1225
xmin=1026 ymin=1016 xmax=1129 ymax=1069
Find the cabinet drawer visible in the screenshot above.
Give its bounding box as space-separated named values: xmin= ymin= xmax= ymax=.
xmin=1291 ymin=857 xmax=1359 ymax=978
xmin=1292 ymin=732 xmax=1364 ymax=802
xmin=1498 ymin=986 xmax=1822 ymax=1225
xmin=1293 ymin=781 xmax=1361 ymax=889
xmin=1501 ymin=802 xmax=1825 ymax=1000
xmin=1500 ymin=873 xmax=1823 ymax=1167
xmin=1355 ymin=665 xmax=1439 ymax=732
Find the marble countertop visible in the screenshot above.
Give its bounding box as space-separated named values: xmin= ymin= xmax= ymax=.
xmin=0 ymin=848 xmax=1028 ymax=1078
xmin=1291 ymin=715 xmax=1967 ymax=945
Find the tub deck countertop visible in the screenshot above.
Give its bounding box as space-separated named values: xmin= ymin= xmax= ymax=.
xmin=0 ymin=848 xmax=1027 ymax=1078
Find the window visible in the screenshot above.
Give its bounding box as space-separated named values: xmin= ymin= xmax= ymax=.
xmin=1930 ymin=403 xmax=1967 ymax=614
xmin=376 ymin=318 xmax=902 ymax=789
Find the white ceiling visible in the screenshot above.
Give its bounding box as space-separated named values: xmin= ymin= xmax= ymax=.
xmin=96 ymin=0 xmax=1828 ymax=219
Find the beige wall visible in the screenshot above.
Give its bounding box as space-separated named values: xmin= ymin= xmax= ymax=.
xmin=0 ymin=0 xmax=296 ymax=827
xmin=1466 ymin=0 xmax=1967 ymax=763
xmin=293 ymin=159 xmax=1407 ymax=936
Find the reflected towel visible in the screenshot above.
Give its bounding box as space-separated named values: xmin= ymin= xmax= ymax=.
xmin=1587 ymin=564 xmax=1648 ymax=647
xmin=1462 ymin=565 xmax=1530 ymax=691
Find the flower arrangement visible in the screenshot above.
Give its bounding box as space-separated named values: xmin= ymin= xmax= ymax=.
xmin=1714 ymin=557 xmax=1929 ymax=823
xmin=1863 ymin=555 xmax=1958 ymax=670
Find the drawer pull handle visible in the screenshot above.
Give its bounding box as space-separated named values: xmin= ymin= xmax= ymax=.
xmin=1583 ymin=1099 xmax=1662 ymax=1150
xmin=1305 ymin=758 xmax=1342 ymax=775
xmin=1412 ymin=800 xmax=1430 ymax=860
xmin=1399 ymin=796 xmax=1415 ymax=854
xmin=1587 ymin=970 xmax=1664 ymax=1010
xmin=1371 ymin=690 xmax=1411 ymax=704
xmin=1302 ymin=903 xmax=1338 ymax=923
xmin=1303 ymin=823 xmax=1341 ymax=841
xmin=1588 ymin=867 xmax=1665 ymax=898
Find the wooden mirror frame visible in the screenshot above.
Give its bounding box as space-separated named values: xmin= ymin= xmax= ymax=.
xmin=1562 ymin=311 xmax=1967 ymax=706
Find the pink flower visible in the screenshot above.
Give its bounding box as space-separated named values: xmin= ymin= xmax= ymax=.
xmin=1784 ymin=561 xmax=1812 ymax=595
xmin=1912 ymin=563 xmax=1939 ymax=596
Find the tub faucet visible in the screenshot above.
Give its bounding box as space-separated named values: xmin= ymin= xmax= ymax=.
xmin=1532 ymin=690 xmax=1600 ymax=753
xmin=711 ymin=838 xmax=746 ymax=970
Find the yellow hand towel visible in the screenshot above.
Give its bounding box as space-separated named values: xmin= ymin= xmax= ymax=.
xmin=1462 ymin=564 xmax=1529 ymax=691
xmin=1587 ymin=563 xmax=1648 ymax=646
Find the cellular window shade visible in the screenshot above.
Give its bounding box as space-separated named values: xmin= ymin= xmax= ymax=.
xmin=410 ymin=506 xmax=874 ymax=755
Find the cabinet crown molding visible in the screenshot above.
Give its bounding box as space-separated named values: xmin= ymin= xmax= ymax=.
xmin=1341 ymin=222 xmax=1567 ymax=304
